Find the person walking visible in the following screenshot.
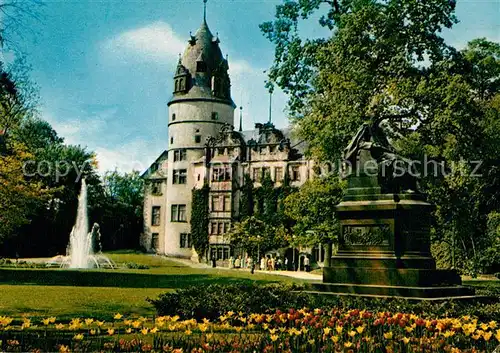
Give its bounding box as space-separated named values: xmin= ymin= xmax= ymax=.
xmin=260 ymin=257 xmax=266 ymax=271
xmin=229 ymin=256 xmax=234 ymax=269
xmin=304 ymin=256 xmax=310 ymax=272
xmin=284 ymin=257 xmax=289 ymax=271
xmin=235 ymin=256 xmax=241 ymax=269
xmin=248 ymin=257 xmax=254 ymax=274
xmin=271 ymin=256 xmax=276 ymax=271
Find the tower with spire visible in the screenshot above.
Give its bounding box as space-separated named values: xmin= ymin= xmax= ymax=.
xmin=163 ymin=2 xmax=235 ymax=256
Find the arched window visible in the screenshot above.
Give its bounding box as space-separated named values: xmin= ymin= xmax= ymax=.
xmin=175 ymin=80 xmax=179 ymax=92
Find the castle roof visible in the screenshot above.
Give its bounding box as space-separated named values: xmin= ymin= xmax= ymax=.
xmin=168 ymin=18 xmax=235 ymax=107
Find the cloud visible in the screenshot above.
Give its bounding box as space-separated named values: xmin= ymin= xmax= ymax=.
xmin=94 ymin=139 xmax=159 ymax=174
xmin=102 ymin=21 xmax=185 ymax=64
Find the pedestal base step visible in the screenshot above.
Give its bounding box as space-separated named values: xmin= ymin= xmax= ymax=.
xmin=308 ymin=282 xmax=475 ymax=299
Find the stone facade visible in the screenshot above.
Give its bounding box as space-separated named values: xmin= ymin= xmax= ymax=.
xmin=141 ymin=18 xmax=319 ymax=261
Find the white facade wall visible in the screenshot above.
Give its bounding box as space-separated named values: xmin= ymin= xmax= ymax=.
xmin=164 ymin=100 xmax=235 ymax=257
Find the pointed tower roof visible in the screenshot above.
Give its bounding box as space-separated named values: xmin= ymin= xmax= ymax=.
xmin=168 ymin=3 xmax=235 ymax=107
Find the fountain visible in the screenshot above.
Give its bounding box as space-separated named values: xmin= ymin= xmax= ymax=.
xmin=46 ymin=179 xmax=116 ymax=269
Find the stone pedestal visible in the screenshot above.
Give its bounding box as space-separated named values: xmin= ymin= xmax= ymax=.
xmin=313 ymin=175 xmax=474 ymax=299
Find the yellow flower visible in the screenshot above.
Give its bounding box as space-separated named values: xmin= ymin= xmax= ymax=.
xmin=235 ymin=326 xmax=243 ymax=332
xmin=73 ymin=333 xmax=84 ymax=341
xmin=462 ymin=315 xmax=471 ymax=321
xmin=124 ymin=319 xmax=132 ymax=326
xmin=59 ymin=345 xmax=70 ymax=353
xmin=90 ymin=329 xmax=96 ymax=335
xmin=141 ymin=328 xmax=149 ymax=335
xmin=126 ymin=328 xmax=132 ymax=334
xmin=356 ymin=326 xmax=365 ymax=334
xmin=42 ymin=318 xmax=51 ymax=326
xmin=323 ymin=327 xmax=331 ymax=335
xmin=96 ymin=321 xmax=105 ymax=327
xmin=139 ymin=316 xmax=147 ymax=322
xmin=85 ymin=318 xmax=94 ymax=326
xmin=483 ymin=331 xmax=493 ymax=341
xmin=55 ymin=323 xmax=65 ymax=330
xmin=384 ymin=332 xmax=393 ymax=340
xmin=202 ymin=318 xmax=210 ymax=324
xmin=107 ymin=328 xmax=115 ymax=335
xmin=49 ymin=317 xmax=56 ymax=323
xmin=270 ymin=334 xmax=279 ymax=342
xmin=348 ymin=330 xmax=356 ymax=337
xmin=401 ymin=337 xmax=410 ymax=344
xmin=405 ymin=326 xmax=414 ymax=333
xmin=442 ymin=330 xmax=455 ymax=338
xmin=150 ymin=326 xmax=158 ymax=334
xmin=489 ymin=321 xmax=497 ymax=329
xmin=331 ymin=335 xmax=340 ymax=343
xmin=21 ymin=318 xmax=31 ymax=329
xmin=308 ymin=339 xmax=315 ymax=345
xmin=495 ymin=329 xmax=500 ymax=342
xmin=263 ymin=323 xmax=269 ymax=330
xmin=335 ymin=326 xmax=343 ymax=334
xmin=185 ymin=329 xmax=192 ymax=335
xmin=344 ymin=342 xmax=353 ymax=348
xmin=132 ymin=321 xmax=141 ymax=328
xmin=480 ymin=323 xmax=489 ymax=331
xmin=114 ymin=313 xmax=123 ymax=320
xmin=206 ymin=333 xmax=213 ymax=340
xmin=227 ymin=311 xmax=234 ymax=317
xmin=472 ymin=333 xmax=481 ymax=340
xmin=219 ymin=315 xmax=227 ymax=322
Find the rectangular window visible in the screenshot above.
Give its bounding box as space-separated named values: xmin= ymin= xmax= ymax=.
xmin=171 ymin=204 xmax=187 ymax=222
xmin=262 ymin=167 xmax=271 ymax=179
xmin=212 ymin=166 xmax=231 ymax=181
xmin=172 ymin=113 xmax=176 ymax=121
xmin=223 ymin=248 xmax=229 ymax=260
xmin=173 ymin=169 xmax=187 ymax=184
xmin=170 ymin=137 xmax=174 ymax=144
xmin=151 ymin=233 xmax=159 ymax=251
xmin=211 ymin=222 xmax=217 ymax=235
xmin=151 ymin=181 xmax=162 ymax=195
xmin=211 ymin=112 xmax=219 ymax=120
xmin=291 ymin=166 xmax=301 ymax=181
xmin=173 ymin=149 xmax=187 ymax=162
xmin=211 ymin=195 xmax=222 ymax=211
xmin=194 ymin=135 xmax=201 ymax=143
xmin=151 ymin=206 xmax=161 ymax=226
xmin=217 ymin=247 xmax=223 ymax=260
xmin=275 ymin=167 xmax=283 ymax=182
xmin=253 ymin=168 xmax=261 ymax=182
xmin=180 ymin=233 xmax=191 ymax=248
xmin=218 ymin=222 xmax=224 ymax=235
xmin=223 ymin=195 xmax=231 ymax=212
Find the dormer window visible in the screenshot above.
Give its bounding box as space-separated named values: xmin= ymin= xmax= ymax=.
xmin=196 ymin=61 xmax=207 ymax=73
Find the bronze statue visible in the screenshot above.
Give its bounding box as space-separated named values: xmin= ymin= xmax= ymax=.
xmin=343 ymin=119 xmax=419 ymax=194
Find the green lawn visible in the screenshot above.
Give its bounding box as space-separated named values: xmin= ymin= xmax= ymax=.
xmin=0 ymin=252 xmax=300 ymax=320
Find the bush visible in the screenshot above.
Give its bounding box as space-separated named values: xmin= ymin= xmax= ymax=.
xmin=148 ymin=283 xmax=500 ymax=322
xmin=147 ymin=283 xmax=310 ymax=320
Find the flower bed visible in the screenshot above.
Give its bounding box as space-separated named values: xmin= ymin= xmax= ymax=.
xmin=1 ymin=309 xmax=500 ymax=352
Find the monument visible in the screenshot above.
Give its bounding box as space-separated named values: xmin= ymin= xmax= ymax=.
xmin=312 ymin=119 xmax=475 ymax=299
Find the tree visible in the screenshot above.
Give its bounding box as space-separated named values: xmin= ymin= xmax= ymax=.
xmin=92 ymin=170 xmax=144 ymax=250
xmin=262 ymin=0 xmax=500 ymax=273
xmin=284 ymin=175 xmax=344 ymax=246
xmin=0 ymin=141 xmax=46 ymax=242
xmin=227 ymin=216 xmax=287 ymax=257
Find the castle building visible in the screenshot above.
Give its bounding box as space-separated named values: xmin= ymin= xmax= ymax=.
xmin=141 ymin=10 xmax=323 ymax=264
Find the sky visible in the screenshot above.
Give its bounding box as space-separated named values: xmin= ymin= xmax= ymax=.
xmin=3 ymin=0 xmax=499 ymax=174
